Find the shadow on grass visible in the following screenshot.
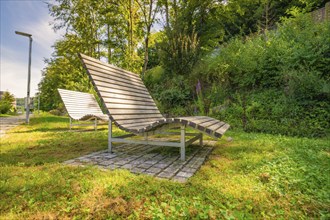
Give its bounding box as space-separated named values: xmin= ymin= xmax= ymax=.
xmin=10 ymin=115 xmax=108 ymax=133
xmin=11 ymin=127 xmax=108 ymax=133
xmin=0 ymin=131 xmax=112 ymax=166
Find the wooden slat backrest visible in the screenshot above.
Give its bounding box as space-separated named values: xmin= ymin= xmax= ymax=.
xmin=58 ymin=88 xmax=105 ymax=120
xmin=79 ymin=54 xmax=165 ymax=128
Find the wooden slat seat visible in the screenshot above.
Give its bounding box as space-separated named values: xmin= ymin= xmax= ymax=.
xmin=79 ymin=54 xmax=230 ymax=160
xmin=58 ymin=89 xmax=108 ymax=130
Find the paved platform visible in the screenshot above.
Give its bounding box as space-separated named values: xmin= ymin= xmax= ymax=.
xmin=0 ymin=114 xmax=26 ymax=138
xmin=64 ymin=143 xmax=213 ymax=182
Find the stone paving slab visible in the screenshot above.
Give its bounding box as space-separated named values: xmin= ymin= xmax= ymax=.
xmin=64 ymin=143 xmax=213 ymax=182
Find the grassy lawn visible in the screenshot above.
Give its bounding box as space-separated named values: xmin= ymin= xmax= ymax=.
xmin=0 ymin=113 xmax=329 ymax=219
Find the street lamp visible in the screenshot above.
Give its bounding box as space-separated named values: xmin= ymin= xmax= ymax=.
xmin=15 ymin=31 xmax=32 ymax=124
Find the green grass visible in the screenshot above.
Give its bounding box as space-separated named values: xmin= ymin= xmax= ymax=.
xmin=1 ymin=113 xmax=329 ymax=219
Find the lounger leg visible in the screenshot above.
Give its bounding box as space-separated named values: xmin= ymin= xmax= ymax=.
xmin=144 ymin=132 xmax=148 ymax=141
xmin=200 ymin=133 xmax=203 ymax=147
xmin=69 ymin=118 xmax=72 ymax=130
xmin=180 ymin=125 xmax=186 ymax=161
xmin=108 ymin=118 xmax=113 ymax=153
xmin=94 ymin=118 xmax=97 ymax=131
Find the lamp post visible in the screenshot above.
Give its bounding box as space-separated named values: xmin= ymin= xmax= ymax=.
xmin=15 ymin=31 xmax=32 ymax=124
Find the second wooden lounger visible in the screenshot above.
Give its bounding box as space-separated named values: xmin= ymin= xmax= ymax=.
xmin=58 ymin=88 xmax=108 ymax=130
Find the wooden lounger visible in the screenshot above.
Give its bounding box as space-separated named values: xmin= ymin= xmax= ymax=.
xmin=79 ymin=54 xmax=230 ymax=160
xmin=58 ymin=88 xmax=108 ymax=130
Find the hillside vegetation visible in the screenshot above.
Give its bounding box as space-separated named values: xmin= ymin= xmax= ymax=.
xmin=39 ymin=1 xmax=329 ymax=138
xmin=146 ymin=13 xmax=330 ymax=137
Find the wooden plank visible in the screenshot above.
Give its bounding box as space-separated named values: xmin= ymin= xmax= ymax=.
xmin=186 ymin=117 xmax=215 ymax=128
xmin=108 ymin=103 xmax=159 ymax=110
xmin=58 ymin=90 xmax=95 ymax=96
xmin=93 ymin=80 xmax=151 ymax=96
xmin=198 ymin=119 xmax=220 ymax=127
xmin=110 ymin=137 xmax=181 ymax=147
xmin=62 ymin=102 xmax=101 ymax=107
xmin=195 ymin=119 xmax=220 ymax=131
xmin=123 ymin=121 xmax=158 ymax=128
xmin=90 ymin=74 xmax=148 ymax=96
xmin=113 ymin=114 xmax=164 ymax=120
xmin=176 ymin=116 xmax=208 ymax=123
xmin=98 ymin=87 xmax=153 ymax=100
xmin=88 ymin=69 xmax=146 ymax=90
xmin=64 ymin=110 xmax=104 ymax=115
xmin=118 ymin=118 xmax=162 ymax=126
xmin=109 ymin=109 xmax=162 ymax=115
xmin=80 ymin=54 xmax=141 ymax=80
xmin=83 ymin=59 xmax=143 ymax=83
xmin=63 ymin=107 xmax=102 ymax=112
xmin=59 ymin=95 xmax=97 ymax=102
xmin=102 ymin=93 xmax=156 ymax=103
xmin=206 ymin=121 xmax=226 ymax=131
xmin=63 ymin=104 xmax=103 ymax=109
xmin=59 ymin=89 xmax=95 ymax=96
xmin=215 ymin=123 xmax=230 ymax=135
xmin=103 ymin=97 xmax=157 ymax=107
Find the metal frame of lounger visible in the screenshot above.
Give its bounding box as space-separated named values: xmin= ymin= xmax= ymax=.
xmin=79 ymin=54 xmax=230 ymax=160
xmin=69 ymin=117 xmax=99 ymax=131
xmin=58 ymin=88 xmax=108 ymax=131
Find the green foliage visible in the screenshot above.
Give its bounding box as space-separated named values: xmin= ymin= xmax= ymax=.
xmin=145 ymin=73 xmax=192 ymax=116
xmin=1 ymin=115 xmax=329 ymax=219
xmin=0 ymin=91 xmax=15 ymax=114
xmin=194 ymin=14 xmax=330 ymax=137
xmin=143 ymin=65 xmax=165 ymax=88
xmin=144 ymin=66 xmax=192 ymax=116
xmin=40 ymin=0 xmax=148 ymax=111
xmin=0 ymin=102 xmax=12 ymax=114
xmin=159 ymin=29 xmax=200 ymax=76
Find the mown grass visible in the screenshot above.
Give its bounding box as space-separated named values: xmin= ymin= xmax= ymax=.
xmin=0 ymin=113 xmax=329 ymax=219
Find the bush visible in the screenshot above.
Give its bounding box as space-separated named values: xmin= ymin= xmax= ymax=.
xmin=193 ymin=14 xmax=330 ymax=137
xmin=0 ymin=101 xmax=12 ymax=114
xmin=49 ymin=109 xmax=62 ymax=116
xmin=49 ymin=103 xmax=67 ymax=116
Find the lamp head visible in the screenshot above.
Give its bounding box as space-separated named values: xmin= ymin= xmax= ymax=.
xmin=15 ymin=31 xmax=32 ymax=37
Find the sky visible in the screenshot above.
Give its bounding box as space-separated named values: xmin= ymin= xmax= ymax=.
xmin=0 ymin=0 xmax=63 ymax=98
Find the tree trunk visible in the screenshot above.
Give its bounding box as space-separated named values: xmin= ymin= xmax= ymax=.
xmin=165 ymin=0 xmax=169 ymax=29
xmin=142 ymin=32 xmax=149 ymax=79
xmin=129 ymin=0 xmax=133 ymax=58
xmin=107 ymin=24 xmax=112 ymax=63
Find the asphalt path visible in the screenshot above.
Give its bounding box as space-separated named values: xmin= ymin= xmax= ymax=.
xmin=0 ymin=114 xmax=26 ymax=138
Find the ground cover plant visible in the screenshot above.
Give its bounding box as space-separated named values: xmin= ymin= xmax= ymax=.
xmin=1 ymin=113 xmax=329 ymax=219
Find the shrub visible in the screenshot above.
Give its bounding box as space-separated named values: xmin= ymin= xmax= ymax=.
xmin=0 ymin=101 xmax=12 ymax=114
xmin=193 ymin=14 xmax=330 ymax=137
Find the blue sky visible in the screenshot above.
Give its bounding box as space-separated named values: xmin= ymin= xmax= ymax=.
xmin=1 ymin=0 xmax=63 ymax=98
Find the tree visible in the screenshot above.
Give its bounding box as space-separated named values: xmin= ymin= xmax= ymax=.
xmin=136 ymin=0 xmax=161 ymax=78
xmin=0 ymin=91 xmax=15 ymax=114
xmin=158 ymin=0 xmax=224 ymax=76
